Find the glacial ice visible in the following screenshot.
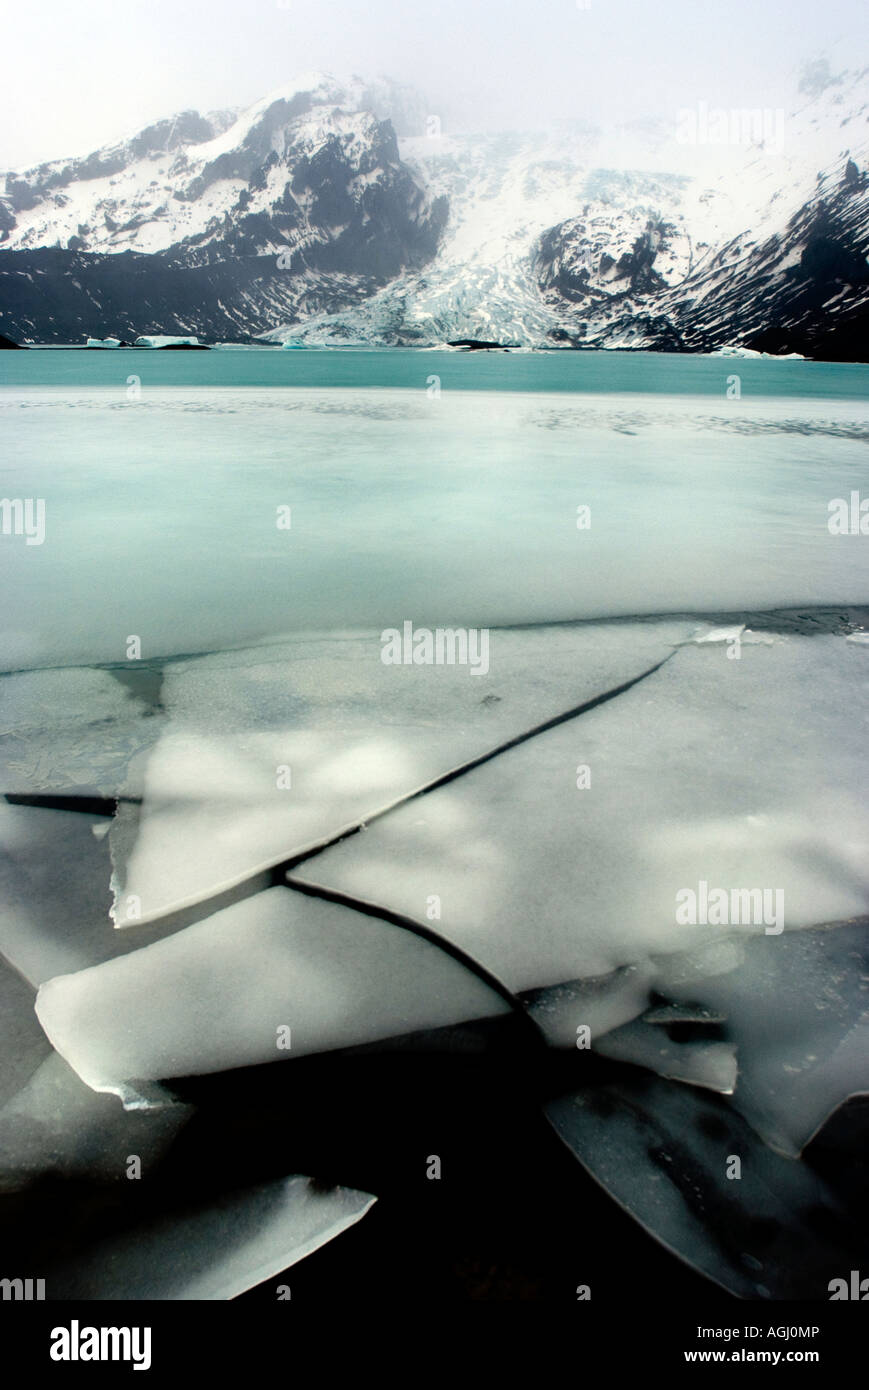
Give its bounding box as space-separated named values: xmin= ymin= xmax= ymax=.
xmin=133 ymin=335 xmax=200 ymax=348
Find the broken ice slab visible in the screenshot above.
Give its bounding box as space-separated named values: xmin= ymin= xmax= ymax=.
xmin=546 ymin=1074 xmax=866 ymax=1299
xmin=35 ymin=1176 xmax=375 ymax=1300
xmin=0 ymin=1051 xmax=187 ymax=1190
xmin=528 ymin=923 xmax=868 ymax=1153
xmin=109 ymin=622 xmax=688 ymax=925
xmin=35 ymin=887 xmax=510 ymax=1094
xmin=656 ymin=921 xmax=869 ymax=1156
xmin=292 ymin=633 xmax=869 ymax=992
xmin=593 ymin=1019 xmax=737 ymax=1094
xmin=0 ymin=952 xmax=53 ymax=1109
xmin=0 ymin=803 xmax=186 ymax=986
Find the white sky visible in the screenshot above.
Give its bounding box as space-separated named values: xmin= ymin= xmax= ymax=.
xmin=0 ymin=0 xmax=866 ymax=168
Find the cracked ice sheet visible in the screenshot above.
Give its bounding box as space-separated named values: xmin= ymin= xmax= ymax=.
xmin=37 ymin=1177 xmax=376 ymax=1300
xmin=0 ymin=666 xmax=164 ymax=798
xmin=293 ymin=633 xmax=869 ymax=989
xmin=290 ymin=634 xmax=869 ymax=1138
xmin=525 ymin=923 xmax=868 ymax=1155
xmin=35 ymin=887 xmax=509 ymax=1094
xmin=109 ymin=622 xmax=688 ymax=925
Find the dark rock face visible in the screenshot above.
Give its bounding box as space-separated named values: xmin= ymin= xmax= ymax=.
xmin=0 ymin=331 xmax=26 ymax=348
xmin=447 ymin=339 xmax=517 ymax=350
xmin=537 ymin=158 xmax=869 ymax=361
xmin=0 ymin=246 xmax=405 ymax=343
xmin=537 ymin=215 xmax=682 ymax=310
xmin=0 ymin=92 xmax=447 ymax=343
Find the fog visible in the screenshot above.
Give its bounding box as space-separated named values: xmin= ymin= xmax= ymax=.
xmin=0 ymin=0 xmax=866 ymax=168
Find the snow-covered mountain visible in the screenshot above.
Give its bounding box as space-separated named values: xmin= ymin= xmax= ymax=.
xmin=1 ymin=67 xmax=868 ymax=356
xmin=0 ymin=75 xmax=446 ymax=342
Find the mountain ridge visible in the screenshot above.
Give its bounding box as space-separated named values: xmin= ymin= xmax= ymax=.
xmin=1 ymin=69 xmax=868 ymax=357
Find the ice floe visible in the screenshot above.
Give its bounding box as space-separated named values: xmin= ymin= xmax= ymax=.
xmin=108 ymin=622 xmax=687 ymax=925
xmin=292 ymin=633 xmax=869 ymax=991
xmin=35 ymin=888 xmax=509 ymax=1093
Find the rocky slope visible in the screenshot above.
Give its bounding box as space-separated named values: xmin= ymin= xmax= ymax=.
xmin=0 ymin=75 xmax=446 ymax=342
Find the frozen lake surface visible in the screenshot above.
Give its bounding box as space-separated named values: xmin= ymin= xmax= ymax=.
xmin=1 ymin=349 xmax=867 ymax=1299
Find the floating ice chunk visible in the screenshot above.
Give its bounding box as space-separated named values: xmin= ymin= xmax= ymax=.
xmin=683 ymin=623 xmax=745 ymax=645
xmin=655 ymin=922 xmax=869 ymax=1156
xmin=0 ymin=804 xmax=184 ymax=986
xmin=0 ymin=1052 xmax=187 ymax=1187
xmin=522 ymin=965 xmax=657 ymax=1046
xmin=546 ymin=1075 xmax=863 ymax=1299
xmin=110 ymin=623 xmax=686 ymax=925
xmin=85 ymin=337 xmax=121 ymax=348
xmin=0 ymin=954 xmax=52 ymax=1109
xmin=36 ymin=887 xmax=509 ymax=1093
xmin=846 ymin=630 xmax=869 ymax=645
xmin=594 ymin=1020 xmax=737 ymax=1094
xmin=0 ymin=1044 xmax=372 ymax=1299
xmin=41 ymin=1176 xmax=375 ymax=1300
xmin=133 ymin=335 xmax=200 ymax=347
xmin=679 ymin=624 xmax=775 ymax=649
xmin=710 ymin=345 xmax=764 ymax=358
xmin=523 ymin=940 xmax=746 ymax=1049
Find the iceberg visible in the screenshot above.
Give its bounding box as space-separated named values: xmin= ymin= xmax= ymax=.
xmin=85 ymin=337 xmax=121 ymax=349
xmin=133 ymin=335 xmax=202 ymax=348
